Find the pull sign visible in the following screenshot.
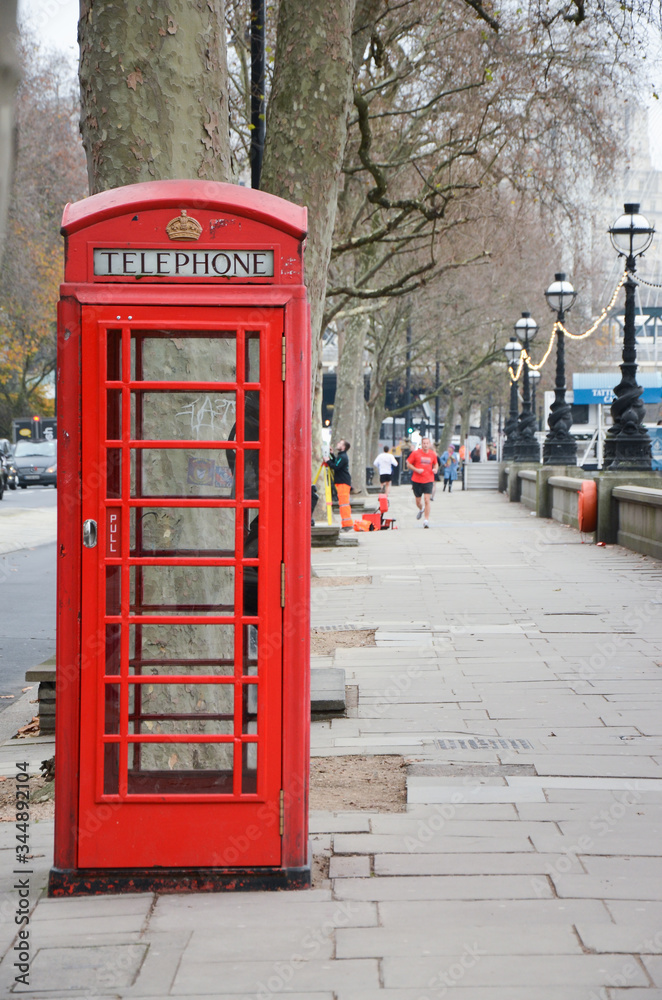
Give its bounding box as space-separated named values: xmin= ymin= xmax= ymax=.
xmin=106 ymin=510 xmax=121 ymax=556
xmin=83 ymin=519 xmax=97 ymax=548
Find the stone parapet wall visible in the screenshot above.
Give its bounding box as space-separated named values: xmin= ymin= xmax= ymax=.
xmin=504 ymin=463 xmax=662 ymax=558
xmin=613 ymin=484 xmax=662 ymax=561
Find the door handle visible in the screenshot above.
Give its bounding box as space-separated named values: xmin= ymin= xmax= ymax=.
xmin=83 ymin=519 xmax=98 ymax=548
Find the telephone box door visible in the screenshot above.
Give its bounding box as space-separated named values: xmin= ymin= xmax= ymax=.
xmin=78 ymin=305 xmax=284 ymax=869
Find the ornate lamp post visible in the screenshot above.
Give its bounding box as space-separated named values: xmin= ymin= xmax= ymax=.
xmin=604 ymin=204 xmax=655 ymax=469
xmin=529 ymin=368 xmax=541 ymax=429
xmin=513 ymin=312 xmax=540 ymax=462
xmin=543 ymin=273 xmax=577 ymax=465
xmin=502 ymin=335 xmax=522 ymax=460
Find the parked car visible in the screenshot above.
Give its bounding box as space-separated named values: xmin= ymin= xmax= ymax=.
xmin=13 ymin=439 xmax=57 ymax=488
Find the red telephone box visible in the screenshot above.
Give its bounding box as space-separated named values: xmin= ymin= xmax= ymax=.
xmin=51 ymin=181 xmax=310 ymax=894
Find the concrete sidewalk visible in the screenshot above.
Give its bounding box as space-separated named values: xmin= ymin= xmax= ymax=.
xmin=1 ymin=486 xmax=662 ymax=998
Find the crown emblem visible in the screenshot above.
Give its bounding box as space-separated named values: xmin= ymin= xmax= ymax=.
xmin=165 ymin=209 xmax=203 ymax=241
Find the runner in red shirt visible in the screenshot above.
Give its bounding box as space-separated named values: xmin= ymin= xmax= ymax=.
xmin=406 ymin=437 xmax=439 ymax=528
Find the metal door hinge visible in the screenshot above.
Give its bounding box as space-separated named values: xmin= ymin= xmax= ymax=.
xmin=281 ymin=336 xmax=286 ymax=380
xmin=280 ymin=562 xmax=286 ymax=607
xmin=279 ymin=789 xmax=285 ymax=835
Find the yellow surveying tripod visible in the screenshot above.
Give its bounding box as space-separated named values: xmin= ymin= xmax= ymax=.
xmin=312 ymin=461 xmax=334 ymax=525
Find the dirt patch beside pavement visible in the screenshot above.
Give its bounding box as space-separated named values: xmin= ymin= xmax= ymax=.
xmin=310 ymin=629 xmax=376 ymax=656
xmin=0 ymin=775 xmax=54 ymax=822
xmin=310 ymin=754 xmax=406 ymax=812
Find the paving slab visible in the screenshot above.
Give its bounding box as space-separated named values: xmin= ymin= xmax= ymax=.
xmin=382 ymin=953 xmax=649 ymax=988
xmin=642 ymin=956 xmax=662 ymax=987
xmin=336 ymin=923 xmax=582 ymax=958
xmin=377 ymin=898 xmax=614 ymax=924
xmin=0 ymin=943 xmax=148 ymax=994
xmin=336 ymin=992 xmax=655 ymax=1000
xmin=169 ymin=957 xmax=380 ymax=995
xmin=334 ymin=833 xmax=536 ymax=854
xmin=373 ymin=851 xmax=582 ymax=877
xmin=552 ymin=873 xmax=662 ymax=900
xmin=576 ymin=924 xmax=662 ymax=953
xmin=333 ymin=874 xmax=553 ymax=901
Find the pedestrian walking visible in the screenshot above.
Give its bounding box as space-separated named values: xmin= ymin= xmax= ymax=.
xmin=406 ymin=436 xmax=438 ymax=528
xmin=373 ymin=446 xmax=398 ymax=496
xmin=329 ymin=439 xmax=354 ymax=530
xmin=440 ymin=444 xmax=459 ymax=492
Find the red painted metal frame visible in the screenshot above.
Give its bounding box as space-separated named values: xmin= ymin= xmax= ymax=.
xmin=53 ymin=181 xmax=310 ymax=891
xmin=77 ymin=305 xmax=285 ymax=869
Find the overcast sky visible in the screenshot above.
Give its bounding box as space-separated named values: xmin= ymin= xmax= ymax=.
xmin=17 ymin=0 xmax=662 ymax=170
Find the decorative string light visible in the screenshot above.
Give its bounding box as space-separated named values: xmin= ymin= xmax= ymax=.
xmin=634 ymin=273 xmax=662 ymax=290
xmin=509 ymin=270 xmax=627 ymax=382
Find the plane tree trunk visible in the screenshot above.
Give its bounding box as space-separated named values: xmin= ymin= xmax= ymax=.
xmin=260 ymin=0 xmax=356 ymax=473
xmin=79 ymin=0 xmax=231 ymax=193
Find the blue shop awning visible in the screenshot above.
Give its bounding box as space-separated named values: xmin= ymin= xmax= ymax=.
xmin=572 ymin=372 xmax=662 ymax=405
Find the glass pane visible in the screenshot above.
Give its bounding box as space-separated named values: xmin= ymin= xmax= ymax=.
xmin=106 ymin=449 xmax=122 ymax=499
xmin=244 ymin=391 xmax=260 ymax=441
xmin=104 ymin=744 xmax=119 ymax=795
xmin=127 ymin=744 xmax=234 ymax=794
xmin=243 ymin=509 xmax=258 ymax=558
xmin=131 ymin=507 xmax=235 ymax=557
xmin=242 ymin=743 xmax=257 ymax=794
xmin=131 ymin=448 xmax=235 ymax=498
xmin=107 ymin=390 xmax=122 ymax=440
xmin=243 ymin=625 xmax=258 ymax=676
xmin=243 ymin=564 xmax=258 ymax=617
xmin=130 ymin=624 xmax=235 ymax=676
xmin=104 ymin=684 xmax=121 ymax=734
xmin=245 ymin=332 xmax=260 ymax=383
xmin=244 ymin=450 xmax=259 ymax=500
xmin=105 ymin=624 xmax=121 ymax=675
xmin=130 ymin=565 xmax=235 ymax=616
xmin=106 ymin=566 xmax=121 ymax=615
xmin=242 ymin=684 xmax=257 ymax=733
xmin=107 ymin=329 xmax=122 ymax=381
xmin=131 ymin=332 xmax=236 ymax=382
xmin=129 ymin=682 xmax=234 ymax=734
xmin=131 ymin=391 xmax=236 ymax=442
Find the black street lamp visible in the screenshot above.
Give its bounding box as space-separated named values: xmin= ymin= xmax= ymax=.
xmin=530 ymin=368 xmax=541 ymax=429
xmin=604 ymin=204 xmax=655 ymax=470
xmin=543 ymin=273 xmax=578 ymax=465
xmin=513 ymin=312 xmax=540 ymax=462
xmin=502 ymin=335 xmax=522 ymax=460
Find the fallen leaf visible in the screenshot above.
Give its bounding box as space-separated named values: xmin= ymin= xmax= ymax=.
xmin=0 ymin=695 xmax=14 ymax=700
xmin=15 ymin=717 xmax=40 ymax=739
xmin=126 ymin=69 xmax=144 ymax=90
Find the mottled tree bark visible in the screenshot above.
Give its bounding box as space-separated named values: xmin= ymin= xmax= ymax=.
xmin=332 ymin=315 xmax=367 ymax=492
xmin=79 ymin=0 xmax=231 ymax=192
xmin=366 ymin=381 xmax=386 ymax=466
xmin=438 ymin=394 xmax=460 ymax=452
xmin=459 ymin=398 xmax=472 ymax=446
xmin=0 ymin=0 xmax=20 ymax=268
xmin=260 ymin=0 xmax=356 ymax=470
xmin=78 ymin=2 xmax=233 ymax=769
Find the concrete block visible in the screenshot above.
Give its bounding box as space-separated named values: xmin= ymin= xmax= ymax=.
xmin=311 ymin=667 xmax=346 ymax=713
